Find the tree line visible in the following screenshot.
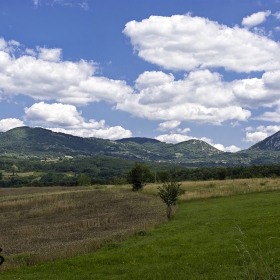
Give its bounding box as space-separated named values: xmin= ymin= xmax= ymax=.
xmin=169 ymin=164 xmax=280 ymax=181
xmin=1 ymin=154 xmax=280 ymax=188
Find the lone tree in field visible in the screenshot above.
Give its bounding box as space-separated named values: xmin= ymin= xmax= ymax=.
xmin=158 ymin=181 xmax=185 ymax=220
xmin=11 ymin=164 xmax=18 ymax=176
xmin=127 ymin=163 xmax=151 ymax=191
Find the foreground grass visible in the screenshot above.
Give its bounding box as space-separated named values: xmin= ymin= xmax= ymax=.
xmin=1 ymin=190 xmax=280 ymax=279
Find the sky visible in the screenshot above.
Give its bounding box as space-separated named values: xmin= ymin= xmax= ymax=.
xmin=1 ymin=1 xmax=280 ymax=152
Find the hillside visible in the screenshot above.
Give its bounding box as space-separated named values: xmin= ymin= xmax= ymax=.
xmin=0 ymin=127 xmax=223 ymax=165
xmin=2 ymin=126 xmax=280 ymax=166
xmin=248 ymin=130 xmax=280 ymax=151
xmin=0 ymin=126 xmax=117 ymax=157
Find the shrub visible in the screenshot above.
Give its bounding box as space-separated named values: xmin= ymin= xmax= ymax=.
xmin=158 ymin=181 xmax=185 ymax=219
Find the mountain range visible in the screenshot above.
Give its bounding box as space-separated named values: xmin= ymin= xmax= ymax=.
xmin=1 ymin=126 xmax=280 ymax=167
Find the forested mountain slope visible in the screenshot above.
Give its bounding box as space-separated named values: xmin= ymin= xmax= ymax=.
xmin=0 ymin=127 xmax=223 ymax=164
xmin=2 ymin=126 xmax=280 ymax=166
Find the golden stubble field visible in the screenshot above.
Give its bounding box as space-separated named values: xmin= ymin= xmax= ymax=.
xmin=0 ymin=186 xmax=166 ymax=270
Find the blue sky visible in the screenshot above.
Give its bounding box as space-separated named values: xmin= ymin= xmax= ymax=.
xmin=1 ymin=0 xmax=280 ymax=152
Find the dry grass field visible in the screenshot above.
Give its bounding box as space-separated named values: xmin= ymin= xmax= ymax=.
xmin=144 ymin=177 xmax=280 ymax=200
xmin=0 ymin=186 xmax=89 ymax=200
xmin=2 ymin=177 xmax=280 ymax=272
xmin=0 ymin=187 xmax=166 ymax=271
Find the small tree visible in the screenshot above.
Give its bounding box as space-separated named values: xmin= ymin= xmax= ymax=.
xmin=158 ymin=181 xmax=185 ymax=220
xmin=11 ymin=164 xmax=18 ymax=176
xmin=78 ymin=173 xmax=91 ymax=186
xmin=127 ymin=163 xmax=151 ymax=191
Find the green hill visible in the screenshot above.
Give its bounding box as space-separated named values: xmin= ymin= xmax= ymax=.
xmin=248 ymin=130 xmax=280 ymax=151
xmin=0 ymin=127 xmax=223 ymax=164
xmin=2 ymin=126 xmax=280 ymax=166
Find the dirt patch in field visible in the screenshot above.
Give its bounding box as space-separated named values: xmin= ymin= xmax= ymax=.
xmin=0 ymin=188 xmax=166 ymax=269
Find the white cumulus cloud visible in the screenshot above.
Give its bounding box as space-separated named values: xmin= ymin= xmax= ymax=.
xmin=156 ymin=133 xmax=192 ymax=143
xmin=51 ymin=126 xmax=131 ymax=140
xmin=37 ymin=47 xmax=62 ymax=62
xmin=0 ymin=37 xmax=133 ymax=106
xmin=157 ymin=120 xmax=181 ymax=131
xmin=135 ymin=71 xmax=174 ymax=91
xmin=254 ymin=106 xmax=280 ymax=122
xmin=211 ymin=143 xmax=241 ymax=153
xmin=243 ymin=125 xmax=280 ymax=143
xmin=24 ymin=102 xmax=84 ymax=127
xmin=123 ymin=13 xmax=280 ymax=72
xmin=0 ymin=118 xmax=25 ymax=132
xmin=242 ymin=10 xmax=271 ymax=28
xmin=116 ymin=67 xmax=280 ymax=124
xmin=24 ymin=102 xmax=132 ymax=139
xmin=2 ymin=34 xmax=280 ymax=127
xmin=117 ymin=70 xmax=251 ymax=124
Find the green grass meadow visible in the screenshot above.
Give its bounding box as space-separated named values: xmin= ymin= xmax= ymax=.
xmin=1 ymin=190 xmax=280 ymax=279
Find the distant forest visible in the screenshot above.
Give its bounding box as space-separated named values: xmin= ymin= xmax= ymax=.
xmin=1 ymin=155 xmax=280 ymax=188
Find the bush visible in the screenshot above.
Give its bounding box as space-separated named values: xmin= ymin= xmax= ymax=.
xmin=158 ymin=181 xmax=185 ymax=219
